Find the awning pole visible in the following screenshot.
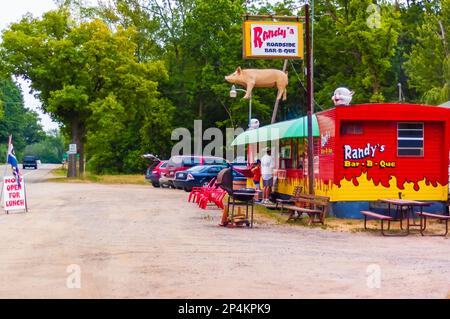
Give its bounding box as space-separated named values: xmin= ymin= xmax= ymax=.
xmin=305 ymin=3 xmax=315 ymax=195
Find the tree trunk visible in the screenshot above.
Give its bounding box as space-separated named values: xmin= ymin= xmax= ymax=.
xmin=68 ymin=118 xmax=86 ymax=177
xmin=78 ymin=133 xmax=85 ymax=175
xmin=438 ymin=20 xmax=448 ymax=58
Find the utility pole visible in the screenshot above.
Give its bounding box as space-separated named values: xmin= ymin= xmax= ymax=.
xmin=305 ymin=3 xmax=315 ymax=195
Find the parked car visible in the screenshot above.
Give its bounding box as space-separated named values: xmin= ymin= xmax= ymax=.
xmin=22 ymin=155 xmax=38 ymax=169
xmin=145 ymin=160 xmax=168 ymax=188
xmin=159 ymin=174 xmax=176 ymax=189
xmin=162 ymin=155 xmax=228 ymax=189
xmin=229 ymin=161 xmax=253 ymax=178
xmin=174 ymin=165 xmax=246 ymax=192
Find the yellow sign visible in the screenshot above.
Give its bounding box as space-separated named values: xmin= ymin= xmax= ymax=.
xmin=243 ymin=21 xmax=303 ymax=59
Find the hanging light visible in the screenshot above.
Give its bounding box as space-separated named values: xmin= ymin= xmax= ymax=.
xmin=229 ymin=85 xmax=237 ymax=98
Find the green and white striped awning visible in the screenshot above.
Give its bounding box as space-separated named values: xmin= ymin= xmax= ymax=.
xmin=439 ymin=101 xmax=450 ymax=107
xmin=231 ymin=115 xmax=320 ymax=146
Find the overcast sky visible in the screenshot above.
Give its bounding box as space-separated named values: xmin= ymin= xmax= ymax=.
xmin=0 ymin=0 xmax=59 ymax=131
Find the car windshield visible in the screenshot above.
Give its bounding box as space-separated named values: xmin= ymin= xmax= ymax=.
xmin=24 ymin=156 xmax=36 ymax=161
xmin=168 ymin=156 xmax=201 ymax=167
xmin=159 ymin=162 xmax=168 ymax=168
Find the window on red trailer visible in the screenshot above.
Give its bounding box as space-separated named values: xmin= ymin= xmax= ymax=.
xmin=397 ymin=122 xmax=424 ymax=157
xmin=341 ymin=122 xmax=363 ymax=135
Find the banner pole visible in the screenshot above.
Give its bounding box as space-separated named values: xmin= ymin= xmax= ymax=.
xmin=23 ymin=177 xmax=28 ymax=213
xmin=0 ymin=135 xmax=12 ymax=207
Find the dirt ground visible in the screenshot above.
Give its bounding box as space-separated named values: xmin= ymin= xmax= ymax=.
xmin=0 ymin=165 xmax=448 ymax=298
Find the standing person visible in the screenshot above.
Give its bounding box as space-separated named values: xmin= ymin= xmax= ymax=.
xmin=261 ymin=147 xmax=274 ymax=204
xmin=251 ymin=160 xmax=262 ymax=201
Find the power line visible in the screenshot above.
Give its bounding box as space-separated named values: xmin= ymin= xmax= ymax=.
xmin=289 ymin=60 xmax=324 ymax=111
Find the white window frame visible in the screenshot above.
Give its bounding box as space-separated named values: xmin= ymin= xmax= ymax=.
xmin=397 ymin=122 xmax=424 ymax=157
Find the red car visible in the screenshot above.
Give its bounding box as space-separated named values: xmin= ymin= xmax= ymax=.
xmin=145 ymin=160 xmax=168 ymax=187
xmin=161 ymin=155 xmax=228 ymax=189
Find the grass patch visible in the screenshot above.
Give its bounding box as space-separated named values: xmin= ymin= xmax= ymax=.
xmin=51 ymin=168 xmax=68 ymax=177
xmin=48 ymin=168 xmax=147 ymax=185
xmin=253 ymin=204 xmax=287 ymax=225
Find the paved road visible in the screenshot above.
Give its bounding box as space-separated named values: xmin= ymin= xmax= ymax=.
xmin=0 ymin=164 xmax=60 ymax=183
xmin=0 ymin=167 xmax=448 ymax=298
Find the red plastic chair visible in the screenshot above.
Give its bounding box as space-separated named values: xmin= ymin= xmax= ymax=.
xmin=199 ymin=188 xmax=226 ymax=210
xmin=195 ymin=180 xmax=217 ymax=205
xmin=210 ymin=189 xmax=226 ymax=209
xmin=188 ymin=177 xmax=216 ymax=203
xmin=188 ymin=187 xmax=203 ymax=202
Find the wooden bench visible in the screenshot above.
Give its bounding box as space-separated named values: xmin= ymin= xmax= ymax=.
xmin=275 ymin=186 xmax=303 ymax=210
xmin=416 ymin=212 xmax=450 ymax=236
xmin=282 ymin=194 xmax=330 ymax=225
xmin=361 ymin=210 xmax=394 ymax=236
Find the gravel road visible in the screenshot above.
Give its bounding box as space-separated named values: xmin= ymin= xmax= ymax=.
xmin=0 ymin=164 xmax=448 ymax=298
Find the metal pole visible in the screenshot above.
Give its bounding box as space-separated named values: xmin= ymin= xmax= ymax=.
xmin=0 ymin=135 xmax=11 ymax=206
xmin=305 ymin=3 xmax=315 ymax=195
xmin=249 ymin=97 xmax=252 ymax=128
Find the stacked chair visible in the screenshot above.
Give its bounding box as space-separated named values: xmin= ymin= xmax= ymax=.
xmin=188 ymin=177 xmax=226 ymax=210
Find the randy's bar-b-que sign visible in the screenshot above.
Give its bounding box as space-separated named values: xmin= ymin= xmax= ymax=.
xmin=243 ymin=21 xmax=303 ymax=59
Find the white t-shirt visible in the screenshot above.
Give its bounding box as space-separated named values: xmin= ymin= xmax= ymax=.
xmin=261 ymin=154 xmax=274 ymax=176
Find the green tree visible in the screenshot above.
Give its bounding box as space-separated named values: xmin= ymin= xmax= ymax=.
xmin=76 ymin=0 xmax=307 ymax=130
xmin=314 ymin=0 xmax=401 ymax=106
xmin=24 ymin=129 xmax=65 ymax=163
xmin=0 ymin=8 xmax=173 ymax=174
xmin=404 ymin=0 xmax=449 ymax=104
xmin=0 ymin=77 xmax=45 ymax=159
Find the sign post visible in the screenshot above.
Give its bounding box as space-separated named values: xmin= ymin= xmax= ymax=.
xmin=67 ymin=144 xmax=78 ymax=178
xmin=3 ymin=176 xmax=27 ymax=213
xmin=305 ymin=3 xmax=315 ymax=195
xmin=241 ymin=8 xmax=314 ymax=195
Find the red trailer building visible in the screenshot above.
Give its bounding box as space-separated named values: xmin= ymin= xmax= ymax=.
xmin=232 ymin=103 xmax=450 ymax=218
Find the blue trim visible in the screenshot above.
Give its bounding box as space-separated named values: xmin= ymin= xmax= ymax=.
xmin=330 ymin=202 xmax=370 ymax=219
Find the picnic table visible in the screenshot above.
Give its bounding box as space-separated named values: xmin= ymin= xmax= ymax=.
xmin=378 ymin=199 xmax=430 ymax=235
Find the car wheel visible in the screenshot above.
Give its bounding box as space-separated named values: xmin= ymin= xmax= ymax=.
xmin=151 ymin=182 xmax=160 ymax=188
xmin=201 ymin=180 xmax=209 ymax=187
xmin=184 ymin=187 xmax=191 ymax=192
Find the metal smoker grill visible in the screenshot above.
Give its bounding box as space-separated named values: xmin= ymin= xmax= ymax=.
xmin=216 ymin=167 xmax=255 ymax=228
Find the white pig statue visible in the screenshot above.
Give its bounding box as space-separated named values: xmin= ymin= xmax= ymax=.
xmin=332 ymin=87 xmax=354 ymax=106
xmin=249 ymin=118 xmax=260 ymax=130
xmin=225 ymin=67 xmax=288 ymax=101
